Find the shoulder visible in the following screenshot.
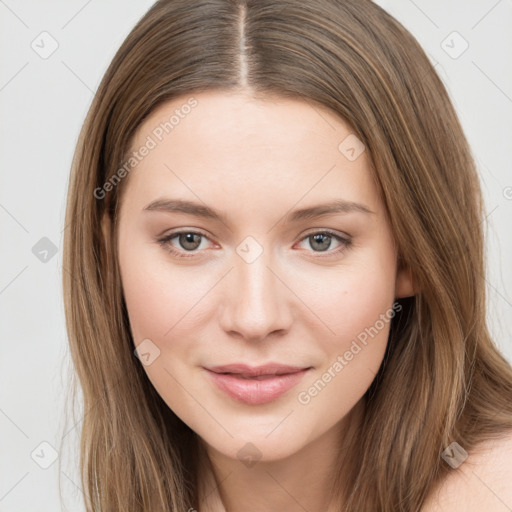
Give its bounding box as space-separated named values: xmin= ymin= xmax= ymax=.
xmin=422 ymin=431 xmax=512 ymax=511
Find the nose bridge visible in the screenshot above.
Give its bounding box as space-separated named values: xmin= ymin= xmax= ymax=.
xmin=220 ymin=239 xmax=291 ymax=340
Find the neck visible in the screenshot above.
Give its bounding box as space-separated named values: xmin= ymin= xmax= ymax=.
xmin=196 ymin=399 xmax=365 ymax=512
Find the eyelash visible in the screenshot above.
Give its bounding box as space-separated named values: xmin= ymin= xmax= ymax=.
xmin=156 ymin=229 xmax=352 ymax=259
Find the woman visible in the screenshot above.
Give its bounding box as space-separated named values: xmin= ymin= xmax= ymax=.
xmin=62 ymin=0 xmax=512 ymax=510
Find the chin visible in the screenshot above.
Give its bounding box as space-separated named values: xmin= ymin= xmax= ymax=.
xmin=207 ymin=435 xmax=304 ymax=465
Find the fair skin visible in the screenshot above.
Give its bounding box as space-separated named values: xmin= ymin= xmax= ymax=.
xmin=115 ymin=90 xmax=512 ymax=511
xmin=422 ymin=433 xmax=512 ymax=511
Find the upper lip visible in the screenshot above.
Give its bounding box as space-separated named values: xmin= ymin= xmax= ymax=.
xmin=205 ymin=363 xmax=310 ymax=377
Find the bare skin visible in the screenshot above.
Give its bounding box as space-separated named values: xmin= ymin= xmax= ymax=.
xmin=115 ymin=90 xmax=512 ymax=511
xmin=421 ymin=433 xmax=512 ymax=511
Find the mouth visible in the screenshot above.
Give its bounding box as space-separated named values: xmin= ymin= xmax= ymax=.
xmin=206 ymin=363 xmax=310 ymax=377
xmin=203 ymin=363 xmax=312 ymax=405
xmin=218 ymin=373 xmax=289 ymax=380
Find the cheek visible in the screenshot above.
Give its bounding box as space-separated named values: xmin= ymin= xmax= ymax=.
xmin=296 ymin=266 xmax=396 ymax=415
xmin=312 ymin=255 xmax=397 ymax=344
xmin=120 ymin=263 xmax=171 ymax=344
xmin=340 ymin=271 xmax=395 ymax=340
xmin=301 ymin=249 xmax=397 ymax=406
xmin=119 ymin=249 xmax=210 ymax=419
xmin=119 ymin=245 xmax=208 ymax=346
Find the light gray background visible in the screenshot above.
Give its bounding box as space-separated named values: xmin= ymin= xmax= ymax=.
xmin=1 ymin=1 xmax=511 ymax=510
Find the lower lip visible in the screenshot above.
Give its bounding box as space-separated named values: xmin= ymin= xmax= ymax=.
xmin=205 ymin=368 xmax=310 ymax=405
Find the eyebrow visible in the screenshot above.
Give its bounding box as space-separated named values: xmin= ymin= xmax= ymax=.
xmin=142 ymin=198 xmax=375 ymax=223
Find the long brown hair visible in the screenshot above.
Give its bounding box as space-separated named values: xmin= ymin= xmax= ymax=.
xmin=61 ymin=0 xmax=512 ymax=509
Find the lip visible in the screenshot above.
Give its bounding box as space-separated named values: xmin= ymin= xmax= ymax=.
xmin=204 ymin=363 xmax=311 ymax=405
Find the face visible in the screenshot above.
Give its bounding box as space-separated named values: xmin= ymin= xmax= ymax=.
xmin=116 ymin=90 xmax=413 ymax=463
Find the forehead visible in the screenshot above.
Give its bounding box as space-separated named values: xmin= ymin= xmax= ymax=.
xmin=121 ymin=90 xmax=379 ymax=217
xmin=132 ymin=90 xmax=354 ymax=156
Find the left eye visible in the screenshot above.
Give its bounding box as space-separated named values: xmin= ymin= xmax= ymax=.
xmin=296 ymin=231 xmax=351 ymax=254
xmin=158 ymin=231 xmax=209 ymax=256
xmin=157 ymin=230 xmax=352 ymax=258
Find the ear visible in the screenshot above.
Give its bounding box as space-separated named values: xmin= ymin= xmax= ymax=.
xmin=395 ymin=262 xmax=416 ymax=299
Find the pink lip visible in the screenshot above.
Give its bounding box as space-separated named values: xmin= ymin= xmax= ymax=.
xmin=204 ymin=363 xmax=311 ymax=405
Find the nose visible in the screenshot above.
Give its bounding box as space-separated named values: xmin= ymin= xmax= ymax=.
xmin=218 ymin=248 xmax=294 ymax=342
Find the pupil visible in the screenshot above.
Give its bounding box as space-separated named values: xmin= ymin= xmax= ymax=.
xmin=181 ymin=233 xmax=200 ymax=250
xmin=312 ymin=233 xmax=330 ymax=252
